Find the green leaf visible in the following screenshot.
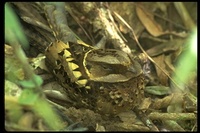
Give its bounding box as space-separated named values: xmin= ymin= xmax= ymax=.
xmin=18 ymin=89 xmax=39 ymax=105
xmin=18 ymin=75 xmax=43 ymax=88
xmin=19 ymin=80 xmax=36 ymax=89
xmin=145 ymin=86 xmax=171 ymax=96
xmin=33 ymin=98 xmax=65 ymax=130
xmin=5 ymin=3 xmax=29 ymax=50
xmin=172 ymin=28 xmax=197 ymax=91
xmin=5 ymin=98 xmax=24 ymax=123
xmin=32 ymin=75 xmax=43 ymax=87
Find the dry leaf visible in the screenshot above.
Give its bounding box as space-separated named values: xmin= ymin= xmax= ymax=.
xmin=146 ymin=39 xmax=184 ymax=57
xmin=174 ymin=2 xmax=196 ymax=30
xmin=136 ymin=5 xmax=164 ymax=37
xmin=109 ymin=2 xmax=144 ymax=36
xmin=165 ymin=55 xmax=175 ymax=73
xmin=151 ymin=94 xmax=174 ymax=109
xmin=153 ymin=54 xmax=169 ymax=86
xmin=167 ymin=93 xmax=183 ymax=113
xmin=18 ymin=112 xmax=34 ymax=128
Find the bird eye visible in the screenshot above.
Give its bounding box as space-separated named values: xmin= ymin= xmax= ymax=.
xmin=101 ymin=64 xmax=112 ymax=71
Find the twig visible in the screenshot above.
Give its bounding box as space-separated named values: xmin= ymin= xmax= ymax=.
xmin=148 ymin=112 xmax=196 ymax=121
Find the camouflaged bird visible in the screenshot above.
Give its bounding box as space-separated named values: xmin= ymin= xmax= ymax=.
xmin=14 ymin=2 xmax=145 ymax=115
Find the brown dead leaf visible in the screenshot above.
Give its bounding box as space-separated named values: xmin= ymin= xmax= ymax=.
xmin=136 ymin=5 xmax=164 ymax=37
xmin=153 ymin=54 xmax=169 ymax=86
xmin=146 ymin=39 xmax=184 ymax=57
xmin=109 ymin=2 xmax=144 ymax=36
xmin=151 ymin=93 xmax=173 ymax=110
xmin=167 ymin=93 xmax=184 ymax=113
xmin=165 ymin=55 xmax=175 ymax=74
xmin=18 ymin=112 xmax=34 ymax=129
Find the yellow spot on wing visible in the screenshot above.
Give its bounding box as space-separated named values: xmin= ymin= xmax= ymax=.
xmin=66 ymin=57 xmax=74 ymax=62
xmin=72 ymin=71 xmax=82 ymax=78
xmin=76 ymin=79 xmax=88 ymax=86
xmin=85 ymin=86 xmax=91 ymax=90
xmin=63 ymin=42 xmax=70 ymax=49
xmin=64 ymin=49 xmax=71 ymax=57
xmin=69 ymin=62 xmax=79 ymax=70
